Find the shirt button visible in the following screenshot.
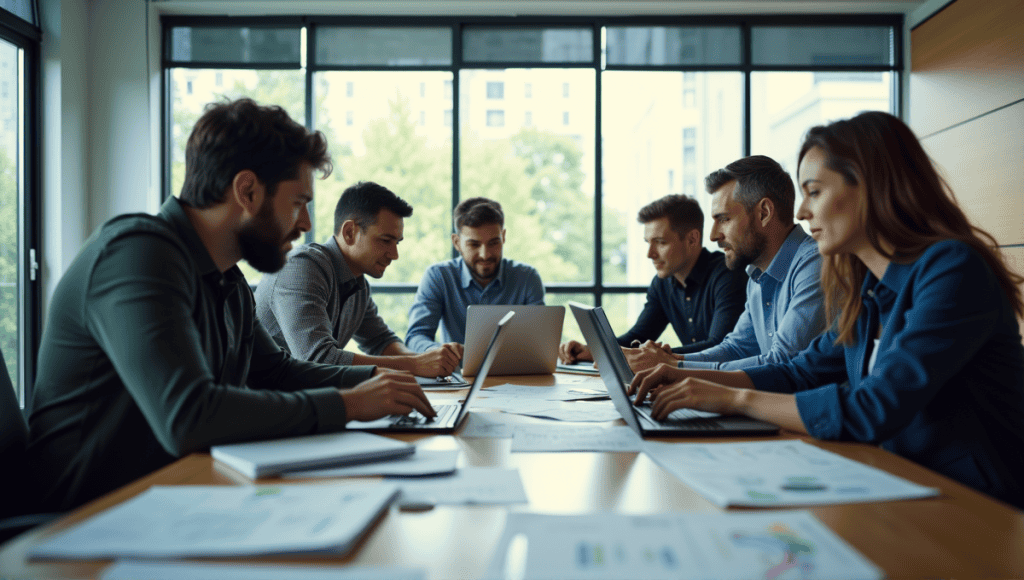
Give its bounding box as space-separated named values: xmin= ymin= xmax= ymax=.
xmin=867 ymin=289 xmax=875 ymax=297
xmin=686 ymin=297 xmax=691 ymax=301
xmin=766 ymin=301 xmax=771 ymax=307
xmin=768 ymin=332 xmax=773 ymax=337
xmin=688 ymin=318 xmax=693 ymax=323
xmin=691 ymin=338 xmax=697 ymax=343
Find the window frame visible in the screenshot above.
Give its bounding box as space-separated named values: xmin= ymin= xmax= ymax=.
xmin=0 ymin=6 xmax=42 ymax=405
xmin=161 ymin=13 xmax=903 ymax=305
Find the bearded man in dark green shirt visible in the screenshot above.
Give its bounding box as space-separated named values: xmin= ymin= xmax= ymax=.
xmin=27 ymin=98 xmax=435 ymax=511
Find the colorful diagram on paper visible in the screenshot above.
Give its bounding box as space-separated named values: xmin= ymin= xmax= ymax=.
xmin=731 ymin=522 xmax=817 ymax=580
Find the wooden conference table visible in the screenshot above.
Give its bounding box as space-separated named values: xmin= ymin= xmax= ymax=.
xmin=2 ymin=372 xmax=1023 ymax=579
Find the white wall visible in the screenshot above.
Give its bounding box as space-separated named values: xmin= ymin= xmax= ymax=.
xmin=39 ymin=0 xmax=161 ymax=314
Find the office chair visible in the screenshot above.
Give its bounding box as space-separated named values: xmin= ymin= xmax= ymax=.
xmin=0 ymin=348 xmax=60 ymax=545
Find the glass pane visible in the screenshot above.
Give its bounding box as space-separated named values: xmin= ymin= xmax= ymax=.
xmin=601 ymin=295 xmax=677 ymax=346
xmin=545 ymin=293 xmax=593 ymax=345
xmin=0 ymin=0 xmax=35 ymax=25
xmin=751 ymin=26 xmax=894 ymax=66
xmin=460 ymin=69 xmax=596 ymax=284
xmin=168 ymin=68 xmax=306 ymax=284
xmin=463 ymin=27 xmax=593 ymax=63
xmin=750 ymin=71 xmax=894 ymax=178
xmin=0 ymin=39 xmax=21 ymax=399
xmin=315 ymin=71 xmax=454 ymax=287
xmin=601 ymin=71 xmax=744 ymax=286
xmin=316 ymin=27 xmax=452 ymax=66
xmin=168 ymin=27 xmax=301 ymax=64
xmin=605 ymin=26 xmax=741 ymax=66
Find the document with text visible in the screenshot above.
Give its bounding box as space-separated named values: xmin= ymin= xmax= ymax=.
xmin=485 ymin=510 xmax=882 ymax=580
xmin=642 ymin=439 xmax=940 ymax=507
xmin=30 ymin=483 xmax=399 ymax=559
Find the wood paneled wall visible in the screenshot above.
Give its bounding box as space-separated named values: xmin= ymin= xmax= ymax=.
xmin=911 ymin=0 xmax=1024 ymax=335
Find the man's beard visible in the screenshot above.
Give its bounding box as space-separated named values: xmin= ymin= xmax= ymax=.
xmin=238 ymin=202 xmax=299 ymax=274
xmin=725 ymin=230 xmax=766 ymax=271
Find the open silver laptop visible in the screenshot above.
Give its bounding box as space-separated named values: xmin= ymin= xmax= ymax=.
xmin=462 ymin=305 xmax=564 ymax=376
xmin=347 ymin=311 xmax=513 ymax=433
xmin=569 ymin=302 xmax=779 ymax=437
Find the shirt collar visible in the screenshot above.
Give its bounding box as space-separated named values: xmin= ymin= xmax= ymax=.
xmin=459 ymin=256 xmax=505 ymax=290
xmin=324 ymin=235 xmax=363 ymax=291
xmin=748 ymin=224 xmax=811 ymax=283
xmin=681 ymin=248 xmax=713 ymax=288
xmin=159 ymin=197 xmax=244 ymax=285
xmin=861 ymin=256 xmax=908 ymax=305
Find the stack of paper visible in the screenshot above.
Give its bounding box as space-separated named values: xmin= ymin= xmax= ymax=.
xmin=30 ymin=483 xmax=400 ymax=560
xmin=642 ymin=439 xmax=940 ymax=507
xmin=486 ymin=511 xmax=883 ymax=580
xmin=211 ymin=431 xmax=414 ymax=478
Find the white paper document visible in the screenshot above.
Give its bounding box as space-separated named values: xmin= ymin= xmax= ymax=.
xmin=30 ymin=483 xmax=400 ymax=560
xmin=395 ymin=467 xmax=528 ymax=508
xmin=476 ymin=396 xmax=621 ymax=423
xmin=458 ymin=411 xmax=515 ymax=438
xmin=484 ymin=382 xmax=604 ymax=401
xmin=643 ymin=439 xmax=940 ymax=507
xmin=511 ymin=425 xmax=643 ymax=453
xmin=281 ymin=449 xmax=459 ymax=478
xmin=485 ymin=510 xmax=883 ymax=580
xmin=101 ymin=561 xmax=426 ymax=580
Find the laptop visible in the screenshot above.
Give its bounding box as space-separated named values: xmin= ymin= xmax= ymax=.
xmin=462 ymin=305 xmax=564 ymax=376
xmin=347 ymin=311 xmax=513 ymax=433
xmin=569 ymin=302 xmax=779 ymax=436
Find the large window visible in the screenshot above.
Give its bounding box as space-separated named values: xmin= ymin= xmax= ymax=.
xmin=164 ymin=17 xmax=900 ymax=345
xmin=1 ymin=5 xmax=40 ymax=405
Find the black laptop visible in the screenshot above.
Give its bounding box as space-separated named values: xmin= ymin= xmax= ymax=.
xmin=569 ymin=303 xmax=779 ymax=437
xmin=346 ymin=311 xmax=513 ymax=434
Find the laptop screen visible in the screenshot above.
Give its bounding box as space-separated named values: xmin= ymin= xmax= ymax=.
xmin=567 ymin=303 xmax=646 ymax=435
xmin=453 ymin=310 xmax=514 ymax=426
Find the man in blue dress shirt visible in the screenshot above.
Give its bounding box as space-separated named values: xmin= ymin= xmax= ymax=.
xmin=405 ymin=197 xmax=545 ymax=358
xmin=624 ymin=155 xmax=827 ymax=372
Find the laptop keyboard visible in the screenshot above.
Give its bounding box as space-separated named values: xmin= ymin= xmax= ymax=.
xmin=393 ymin=403 xmax=459 ymax=427
xmin=634 ymin=402 xmax=724 ymax=430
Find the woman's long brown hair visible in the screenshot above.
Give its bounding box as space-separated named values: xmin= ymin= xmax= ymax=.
xmin=798 ymin=111 xmax=1024 ymax=345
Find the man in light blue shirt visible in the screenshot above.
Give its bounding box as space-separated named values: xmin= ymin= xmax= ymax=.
xmin=406 ymin=197 xmax=545 ymax=356
xmin=626 ymin=155 xmax=825 ymax=371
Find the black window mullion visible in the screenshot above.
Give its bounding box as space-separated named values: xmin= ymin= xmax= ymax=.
xmin=593 ymin=22 xmax=603 ymax=307
xmin=742 ymin=21 xmax=752 ymax=158
xmin=451 ymin=22 xmax=462 ymax=258
xmin=304 ymin=22 xmax=315 ymax=244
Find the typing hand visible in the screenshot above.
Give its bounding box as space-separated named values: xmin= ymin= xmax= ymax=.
xmin=411 ymin=345 xmax=461 ymax=377
xmin=638 ymin=371 xmax=740 ymax=421
xmin=623 ymin=341 xmax=679 ymax=372
xmin=559 ymin=340 xmax=593 ymax=364
xmin=442 ymin=342 xmax=464 ymax=362
xmin=628 ymin=362 xmax=689 ymax=399
xmin=342 ymin=369 xmax=436 ymax=421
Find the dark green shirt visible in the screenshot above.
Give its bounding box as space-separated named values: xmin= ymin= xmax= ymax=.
xmin=28 ymin=197 xmax=375 ymax=511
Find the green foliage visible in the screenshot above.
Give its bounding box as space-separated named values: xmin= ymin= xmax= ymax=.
xmin=170 ymin=74 xmax=631 ymax=337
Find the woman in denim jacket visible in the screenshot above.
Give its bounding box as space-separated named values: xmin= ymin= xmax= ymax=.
xmin=630 ymin=111 xmax=1024 ymax=509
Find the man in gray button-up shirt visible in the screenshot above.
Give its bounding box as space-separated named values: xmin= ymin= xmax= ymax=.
xmin=27 ymin=99 xmax=433 ymax=512
xmin=256 ymin=181 xmax=460 ymax=376
xmin=625 ymin=155 xmax=826 ymax=372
